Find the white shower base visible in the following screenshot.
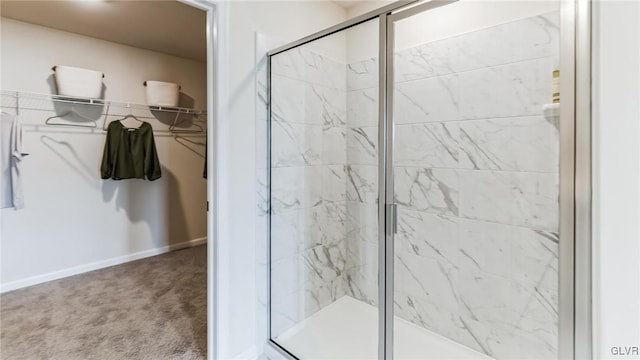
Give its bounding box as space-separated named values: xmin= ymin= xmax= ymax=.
xmin=274 ymin=296 xmax=491 ymax=360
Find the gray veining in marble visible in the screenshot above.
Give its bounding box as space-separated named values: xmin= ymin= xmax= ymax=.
xmin=394 ymin=167 xmax=459 ymax=216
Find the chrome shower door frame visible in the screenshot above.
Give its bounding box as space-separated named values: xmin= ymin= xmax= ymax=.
xmin=265 ymin=1 xmax=591 ymax=359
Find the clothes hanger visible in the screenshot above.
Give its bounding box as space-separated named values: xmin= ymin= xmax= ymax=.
xmin=169 ymin=111 xmax=204 ymax=134
xmin=45 ymin=107 xmax=98 ymax=128
xmin=173 ymin=135 xmax=206 ymax=158
xmin=114 ymin=114 xmax=144 ymax=129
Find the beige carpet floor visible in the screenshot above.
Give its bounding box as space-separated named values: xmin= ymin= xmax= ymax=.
xmin=1 ymin=245 xmax=207 ymax=360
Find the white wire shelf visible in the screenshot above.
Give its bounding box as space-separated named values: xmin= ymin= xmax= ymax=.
xmin=0 ymin=90 xmax=207 ymax=115
xmin=1 ymin=89 xmax=206 ymax=133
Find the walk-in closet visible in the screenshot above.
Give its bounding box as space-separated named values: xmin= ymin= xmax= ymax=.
xmin=0 ymin=1 xmax=209 ymax=358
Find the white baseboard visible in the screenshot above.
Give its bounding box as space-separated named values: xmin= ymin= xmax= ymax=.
xmin=0 ymin=237 xmax=207 ymax=293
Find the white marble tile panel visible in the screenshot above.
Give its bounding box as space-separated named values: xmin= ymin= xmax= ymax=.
xmin=303 ymin=84 xmax=326 ymax=126
xmin=256 ymin=124 xmax=268 ymax=170
xmin=459 ymin=170 xmax=559 ymax=231
xmin=345 ymin=265 xmax=378 ymax=306
xmin=453 ymin=268 xmax=533 ymax=328
xmin=321 ymin=56 xmax=347 ymax=91
xmin=299 ymin=204 xmax=346 ymax=249
xmin=451 ymin=12 xmax=560 ymax=73
xmin=304 ymin=276 xmax=347 ymax=318
xmin=394 ymin=74 xmax=461 ymax=124
xmin=302 ymin=50 xmax=346 ymax=90
xmin=394 ymin=40 xmax=456 ymax=82
xmin=322 ymin=126 xmax=347 ymax=165
xmin=271 ymin=289 xmax=304 ymax=338
xmin=256 ymin=169 xmax=268 ymax=216
xmin=394 ymin=253 xmax=460 ymax=314
xmin=458 ymin=57 xmax=555 ymax=120
xmin=302 ymin=49 xmax=326 ymax=87
xmin=457 ymin=116 xmax=559 ymax=172
xmin=306 ymin=84 xmax=347 ymax=127
xmin=395 ymin=122 xmax=460 ymax=168
xmin=271 ymin=255 xmax=305 ymax=297
xmin=395 ymin=208 xmax=459 ymax=266
xmin=297 ymin=208 xmax=325 ymax=251
xmin=345 ymin=238 xmax=378 ymax=275
xmin=271 ymin=166 xmax=304 ymax=214
xmin=271 ymin=121 xmax=323 ymax=167
xmin=395 ymin=167 xmax=459 ymax=216
xmin=304 ymin=242 xmax=348 ymax=289
xmin=346 ymin=165 xmax=378 ymax=205
xmin=347 ymin=88 xmax=378 ymax=128
xmin=304 ymin=166 xmax=324 ymax=209
xmin=271 ymin=166 xmax=328 ymax=213
xmin=256 ymin=71 xmax=268 ymax=116
xmin=299 ymin=206 xmax=326 ymax=251
xmin=347 ymin=126 xmax=378 ymax=166
xmin=457 ymin=218 xmax=558 ymax=286
xmin=256 ymin=214 xmax=268 ymax=266
xmin=271 ymin=74 xmax=305 ymax=124
xmin=517 ymin=295 xmax=558 ymax=358
xmin=271 ymin=211 xmax=303 ymax=261
xmin=318 ymin=202 xmax=348 ymax=245
xmin=529 ymin=259 xmax=559 ymax=317
xmin=347 ymin=57 xmax=378 ymax=91
xmin=346 ymin=201 xmax=378 ymax=245
xmin=256 ymin=63 xmax=269 ymax=169
xmin=258 ymin=38 xmax=282 ymax=324
xmin=271 ymin=47 xmax=305 ymax=80
xmin=322 ymin=87 xmax=347 ymax=127
xmin=321 ymin=165 xmax=348 ymax=203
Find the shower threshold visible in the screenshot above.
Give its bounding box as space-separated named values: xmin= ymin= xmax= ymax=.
xmin=274 ymin=296 xmax=491 ymax=360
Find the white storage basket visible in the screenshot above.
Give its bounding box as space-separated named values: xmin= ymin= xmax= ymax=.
xmin=52 ymin=65 xmax=104 ymax=99
xmin=144 ymin=81 xmax=181 ymax=107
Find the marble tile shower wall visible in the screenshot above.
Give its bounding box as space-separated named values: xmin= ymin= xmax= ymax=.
xmin=344 ymin=12 xmax=561 ymax=359
xmin=269 ymin=47 xmax=350 ymax=337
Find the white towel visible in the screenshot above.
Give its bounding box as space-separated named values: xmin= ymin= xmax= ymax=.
xmin=1 ymin=114 xmax=28 ymax=209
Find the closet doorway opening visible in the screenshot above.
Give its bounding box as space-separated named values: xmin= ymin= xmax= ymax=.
xmin=0 ymin=1 xmax=217 ymax=359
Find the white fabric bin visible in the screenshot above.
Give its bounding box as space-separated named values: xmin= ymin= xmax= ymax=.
xmin=53 ymin=65 xmax=104 ymax=99
xmin=144 ymin=81 xmax=180 ymax=107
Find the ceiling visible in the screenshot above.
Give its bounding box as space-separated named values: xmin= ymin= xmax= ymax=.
xmin=0 ymin=0 xmax=206 ymax=62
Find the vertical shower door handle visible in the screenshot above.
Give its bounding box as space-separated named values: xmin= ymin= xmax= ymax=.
xmin=386 ymin=203 xmax=397 ymax=236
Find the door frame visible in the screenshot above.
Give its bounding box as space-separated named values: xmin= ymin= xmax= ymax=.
xmin=379 ymin=4 xmax=459 ymax=359
xmin=176 ymin=1 xmax=219 ymax=359
xmin=264 ymin=1 xmax=591 ymax=359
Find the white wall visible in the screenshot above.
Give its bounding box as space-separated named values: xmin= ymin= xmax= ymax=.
xmin=0 ymin=18 xmax=207 ymax=290
xmin=593 ymin=1 xmax=640 ymax=358
xmin=214 ymin=1 xmax=346 ymax=358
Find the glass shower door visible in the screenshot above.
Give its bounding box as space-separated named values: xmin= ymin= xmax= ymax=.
xmin=268 ymin=18 xmax=381 ymax=360
xmin=389 ymin=2 xmax=561 ymax=360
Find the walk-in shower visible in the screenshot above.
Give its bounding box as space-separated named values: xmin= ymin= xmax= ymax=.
xmin=265 ymin=1 xmax=590 ymax=359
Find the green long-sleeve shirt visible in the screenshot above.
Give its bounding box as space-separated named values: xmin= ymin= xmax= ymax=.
xmin=100 ymin=121 xmax=161 ymax=181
